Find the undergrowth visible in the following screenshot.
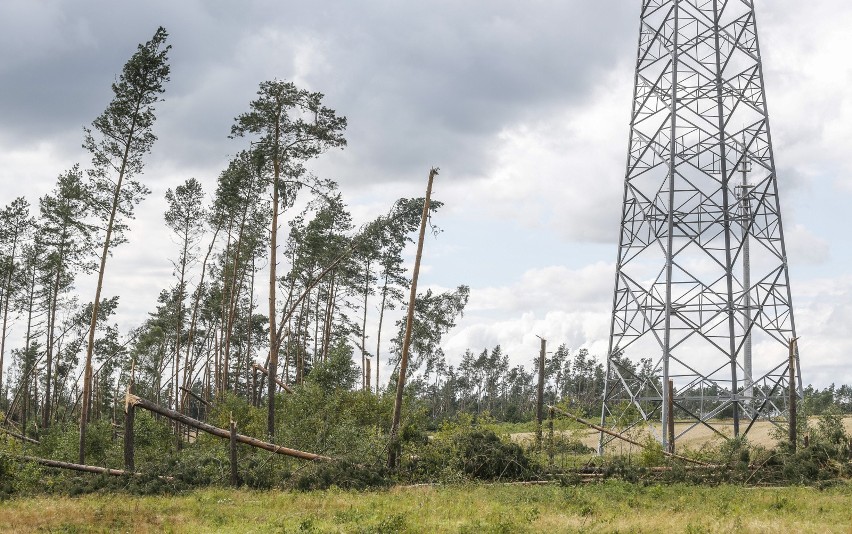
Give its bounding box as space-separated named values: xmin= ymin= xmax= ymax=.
xmin=3 ymin=393 xmax=852 ymax=498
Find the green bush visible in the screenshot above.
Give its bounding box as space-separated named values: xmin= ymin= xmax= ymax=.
xmin=293 ymin=460 xmax=392 ymax=491
xmin=404 ymin=417 xmax=539 ymax=482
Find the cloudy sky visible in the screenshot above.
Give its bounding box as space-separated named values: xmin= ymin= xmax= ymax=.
xmin=1 ymin=0 xmax=851 ymax=387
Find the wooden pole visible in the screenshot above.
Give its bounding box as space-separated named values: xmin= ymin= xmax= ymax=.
xmin=229 ymin=418 xmax=239 ymax=487
xmin=789 ymin=337 xmax=798 ymax=452
xmin=535 ymin=337 xmax=546 ymax=450
xmin=126 ymin=393 xmax=331 ymax=462
xmin=388 ymin=167 xmax=438 ymax=469
xmin=667 ymin=379 xmax=675 ymax=455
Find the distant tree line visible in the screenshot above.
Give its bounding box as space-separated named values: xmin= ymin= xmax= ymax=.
xmin=403 ymin=344 xmax=606 ymax=425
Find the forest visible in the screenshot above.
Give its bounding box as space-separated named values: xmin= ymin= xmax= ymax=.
xmin=3 ymin=27 xmax=852 ymax=512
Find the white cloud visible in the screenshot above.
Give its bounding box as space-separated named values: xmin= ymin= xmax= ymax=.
xmin=793 ymin=275 xmax=852 ymax=386
xmin=785 ymin=224 xmax=831 ymax=266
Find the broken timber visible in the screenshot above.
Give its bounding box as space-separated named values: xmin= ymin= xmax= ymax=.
xmin=252 ymin=363 xmax=294 ymax=394
xmin=0 ymin=426 xmax=39 ymax=445
xmin=11 ymin=455 xmax=136 ymax=476
xmin=548 ymin=405 xmax=714 ymax=467
xmin=179 ymin=385 xmax=210 ymax=406
xmin=125 ymin=393 xmax=329 ymax=462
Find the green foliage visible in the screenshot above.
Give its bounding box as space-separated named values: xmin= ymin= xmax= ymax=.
xmin=306 ymin=341 xmax=360 ymax=392
xmin=779 ymin=410 xmax=852 ymax=484
xmin=294 ymin=461 xmax=392 ymax=491
xmin=276 ymin=384 xmax=392 ymax=463
xmin=637 ymin=435 xmax=665 ymax=467
xmin=404 ymin=416 xmax=538 ymax=483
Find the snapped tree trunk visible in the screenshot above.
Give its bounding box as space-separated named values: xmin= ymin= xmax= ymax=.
xmin=388 ymin=167 xmax=438 ymax=469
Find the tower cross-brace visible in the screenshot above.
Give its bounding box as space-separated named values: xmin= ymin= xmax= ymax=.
xmin=600 ymin=0 xmax=801 ymax=452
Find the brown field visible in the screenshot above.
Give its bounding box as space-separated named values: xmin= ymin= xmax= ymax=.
xmin=512 ymin=415 xmax=852 ymax=453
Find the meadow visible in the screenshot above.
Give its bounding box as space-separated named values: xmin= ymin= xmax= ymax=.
xmin=2 ymin=482 xmax=852 ymax=533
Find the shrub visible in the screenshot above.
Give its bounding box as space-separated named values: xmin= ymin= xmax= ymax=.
xmin=293 ymin=460 xmax=392 ymax=491
xmin=404 ymin=418 xmax=539 ymax=482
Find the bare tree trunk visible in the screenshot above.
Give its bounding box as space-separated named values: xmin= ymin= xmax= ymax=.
xmin=180 ymin=224 xmax=220 ymax=416
xmin=388 ymin=168 xmax=438 ymax=469
xmin=43 ymin=262 xmax=63 ymax=428
xmin=0 ymin=229 xmax=22 ymax=404
xmin=312 ymin=287 xmax=321 ymax=363
xmin=361 ymin=260 xmax=370 ymax=389
xmin=321 ymin=274 xmax=336 ymax=363
xmin=245 ymin=258 xmax=256 ymax=402
xmin=21 ymin=259 xmax=37 ymax=439
xmin=80 ymin=106 xmax=142 ymax=465
xmin=266 ymin=138 xmax=282 ymax=437
xmin=374 ymin=273 xmax=389 ymax=395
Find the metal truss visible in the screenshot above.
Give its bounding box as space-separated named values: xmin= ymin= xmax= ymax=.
xmin=600 ymin=0 xmax=801 ymax=452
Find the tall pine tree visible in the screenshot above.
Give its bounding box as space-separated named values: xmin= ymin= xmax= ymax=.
xmin=78 ymin=27 xmax=171 ymax=464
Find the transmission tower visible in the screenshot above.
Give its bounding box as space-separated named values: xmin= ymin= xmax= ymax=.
xmin=600 ymin=0 xmax=801 ymax=452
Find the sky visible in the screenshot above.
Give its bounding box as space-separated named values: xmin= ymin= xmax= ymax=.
xmin=1 ymin=0 xmax=851 ymax=388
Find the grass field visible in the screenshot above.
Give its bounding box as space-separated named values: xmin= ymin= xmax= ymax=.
xmin=3 ymin=482 xmax=852 ymax=533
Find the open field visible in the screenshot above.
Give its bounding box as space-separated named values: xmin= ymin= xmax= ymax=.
xmin=2 ymin=483 xmax=852 ymax=533
xmin=511 ymin=416 xmax=852 ymax=453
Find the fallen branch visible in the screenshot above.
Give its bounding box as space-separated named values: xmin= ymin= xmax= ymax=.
xmin=0 ymin=426 xmax=39 ymax=445
xmin=126 ymin=393 xmax=330 ymax=462
xmin=8 ymin=454 xmax=175 ymax=481
xmin=252 ymin=363 xmax=294 ymax=394
xmin=179 ymin=385 xmax=210 ymax=406
xmin=548 ymin=405 xmax=715 ymax=467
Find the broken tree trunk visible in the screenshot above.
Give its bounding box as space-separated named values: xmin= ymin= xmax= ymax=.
xmin=230 ymin=418 xmax=239 ymax=487
xmin=126 ymin=393 xmax=330 ymax=462
xmin=124 ymin=394 xmax=135 ymax=472
xmin=179 ymin=385 xmax=210 ymax=406
xmin=16 ymin=455 xmax=135 ymax=476
xmin=0 ymin=426 xmax=39 ymax=445
xmin=535 ymin=337 xmax=546 ymax=450
xmin=388 ymin=167 xmax=438 ymax=469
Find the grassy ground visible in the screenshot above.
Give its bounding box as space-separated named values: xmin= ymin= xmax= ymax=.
xmin=3 ymin=482 xmax=852 ymax=533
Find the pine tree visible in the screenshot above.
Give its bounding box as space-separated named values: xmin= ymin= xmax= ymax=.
xmin=79 ymin=27 xmax=171 ymax=464
xmin=0 ymin=197 xmax=34 ymax=406
xmin=231 ymin=80 xmax=346 ymax=437
xmin=164 ymin=178 xmax=205 ymax=413
xmin=38 ymin=167 xmax=93 ymax=426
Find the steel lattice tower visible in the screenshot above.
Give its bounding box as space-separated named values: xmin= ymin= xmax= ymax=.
xmin=600 ymin=0 xmax=801 ymax=452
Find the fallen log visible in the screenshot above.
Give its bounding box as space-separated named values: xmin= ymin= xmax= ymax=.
xmin=0 ymin=426 xmax=40 ymax=445
xmin=8 ymin=454 xmax=175 ymax=481
xmin=126 ymin=393 xmax=330 ymax=462
xmin=252 ymin=363 xmax=294 ymax=394
xmin=14 ymin=455 xmax=135 ymax=476
xmin=548 ymin=405 xmax=715 ymax=467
